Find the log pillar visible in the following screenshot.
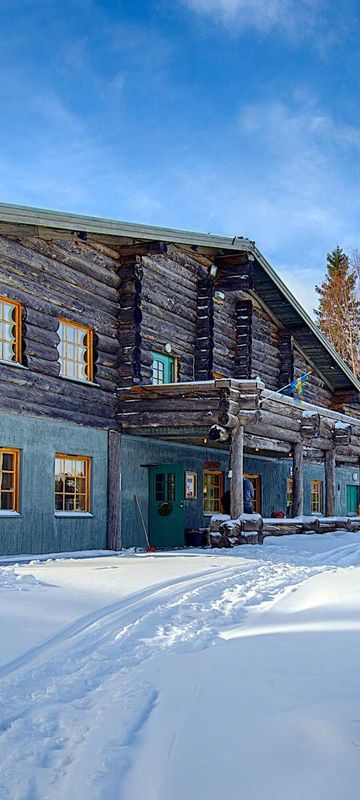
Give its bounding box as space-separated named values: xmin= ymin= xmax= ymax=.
xmin=230 ymin=424 xmax=244 ymax=518
xmin=107 ymin=430 xmax=122 ymax=550
xmin=292 ymin=442 xmax=304 ymax=517
xmin=325 ymin=448 xmax=336 ymax=517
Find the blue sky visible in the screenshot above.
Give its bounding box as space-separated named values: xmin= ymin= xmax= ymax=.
xmin=1 ymin=0 xmax=360 ymax=314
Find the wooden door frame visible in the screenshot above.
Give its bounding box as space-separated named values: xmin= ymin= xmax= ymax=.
xmin=244 ymin=473 xmax=261 ymax=514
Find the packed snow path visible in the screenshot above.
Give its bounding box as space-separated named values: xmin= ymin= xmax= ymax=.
xmin=1 ymin=533 xmax=360 ymax=799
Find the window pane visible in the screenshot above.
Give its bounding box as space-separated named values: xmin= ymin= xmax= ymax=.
xmin=155 ymin=473 xmax=165 ymax=501
xmin=75 ymin=494 xmax=86 ymax=511
xmin=55 ymin=494 xmax=63 ymax=511
xmin=77 ymin=362 xmax=87 ymax=380
xmin=0 ymin=452 xmax=14 ymax=470
xmin=65 ymin=476 xmax=75 ymax=493
xmin=65 ymin=325 xmax=77 ymax=343
xmin=76 ymin=477 xmax=86 ymax=493
xmin=1 ymin=492 xmax=14 ymax=510
xmin=76 ymin=460 xmax=86 ymax=475
xmin=1 ymin=473 xmax=14 ymax=491
xmin=2 ymin=303 xmax=14 ymax=322
xmin=54 ymin=477 xmax=64 ymax=493
xmin=66 ymin=343 xmax=76 ymax=361
xmin=166 ymin=474 xmax=176 ymax=501
xmin=65 ymin=496 xmax=75 ymax=511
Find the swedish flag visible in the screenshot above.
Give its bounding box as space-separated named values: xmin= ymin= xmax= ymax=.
xmin=282 ymin=371 xmax=310 ymax=402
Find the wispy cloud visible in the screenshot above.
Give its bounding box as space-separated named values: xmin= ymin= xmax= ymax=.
xmin=181 ymin=0 xmax=324 ymax=35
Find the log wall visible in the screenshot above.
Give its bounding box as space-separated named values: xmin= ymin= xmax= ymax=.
xmin=0 ymin=235 xmax=120 ymax=427
xmin=212 ymin=292 xmax=237 ymax=377
xmin=251 ymin=302 xmax=281 ymax=390
xmin=139 ymin=246 xmax=201 ymax=383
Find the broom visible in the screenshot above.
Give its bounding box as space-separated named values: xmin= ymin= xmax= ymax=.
xmin=134 ymin=494 xmax=156 ymax=552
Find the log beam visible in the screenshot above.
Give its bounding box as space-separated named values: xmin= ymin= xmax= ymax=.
xmin=292 ymin=442 xmax=304 ymax=517
xmin=230 ymin=424 xmax=244 ymax=518
xmin=107 ymin=430 xmax=122 ymax=550
xmin=325 ymin=449 xmax=336 ymax=517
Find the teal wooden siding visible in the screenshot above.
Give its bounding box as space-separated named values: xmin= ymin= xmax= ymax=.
xmin=0 ymin=411 xmax=108 ymax=556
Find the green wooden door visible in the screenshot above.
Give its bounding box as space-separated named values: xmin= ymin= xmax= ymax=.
xmin=149 ymin=464 xmax=185 ymax=548
xmin=346 ymin=485 xmax=358 ymax=514
xmin=152 ymin=352 xmax=175 ymax=384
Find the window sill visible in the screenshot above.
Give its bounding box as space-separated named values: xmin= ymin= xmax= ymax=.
xmin=0 ymin=359 xmax=28 ymax=370
xmin=54 ymin=512 xmax=94 ymax=518
xmin=0 ymin=510 xmax=21 ymax=517
xmin=59 ymin=375 xmax=100 ymax=388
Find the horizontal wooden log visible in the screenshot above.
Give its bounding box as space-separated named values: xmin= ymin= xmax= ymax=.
xmin=141 ymin=288 xmax=196 ymax=324
xmin=0 ymin=241 xmax=119 ymax=308
xmin=0 ymin=275 xmax=118 ymax=335
xmin=23 ymin=307 xmax=59 ymax=332
xmin=141 ymin=305 xmax=195 ymax=336
xmin=141 ymin=254 xmax=197 ymax=289
xmin=244 ymin=434 xmax=291 ymax=454
xmin=247 ymin=422 xmax=299 ymax=443
xmin=120 ymin=410 xmax=221 ymax=428
xmin=24 ymin=355 xmax=60 ymax=377
xmin=119 ymin=396 xmax=221 ymax=414
xmin=0 ymin=392 xmax=111 ymax=428
xmin=22 ymin=237 xmax=120 ymax=289
xmin=22 ymin=322 xmax=60 ymax=348
xmin=23 ymin=339 xmax=59 ymax=362
xmin=0 ymin=378 xmax=113 ymax=418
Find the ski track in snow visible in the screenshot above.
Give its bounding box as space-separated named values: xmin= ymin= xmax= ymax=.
xmin=0 ymin=538 xmax=357 ymax=799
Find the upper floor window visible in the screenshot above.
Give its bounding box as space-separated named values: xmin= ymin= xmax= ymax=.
xmin=151 ymin=352 xmax=177 ymax=385
xmin=311 ymin=480 xmax=323 ymax=513
xmin=54 ymin=454 xmax=91 ymax=513
xmin=0 ymin=297 xmax=22 ymax=364
xmin=58 ymin=319 xmax=93 ymax=382
xmin=0 ymin=448 xmax=20 ymax=512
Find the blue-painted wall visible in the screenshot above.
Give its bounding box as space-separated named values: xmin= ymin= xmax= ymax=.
xmin=121 ymin=435 xmax=359 ymax=547
xmin=0 ymin=411 xmax=108 ymax=556
xmin=120 ymin=435 xmax=230 ymax=548
xmin=1 ymin=412 xmax=358 ymax=556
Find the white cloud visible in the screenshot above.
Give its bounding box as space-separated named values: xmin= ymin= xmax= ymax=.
xmin=181 ymin=0 xmax=322 ymax=34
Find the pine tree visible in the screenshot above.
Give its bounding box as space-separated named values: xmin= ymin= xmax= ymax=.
xmin=315 ymin=246 xmax=360 ymax=378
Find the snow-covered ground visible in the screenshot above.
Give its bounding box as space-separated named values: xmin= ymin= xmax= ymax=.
xmin=2 ymin=532 xmax=360 ymax=799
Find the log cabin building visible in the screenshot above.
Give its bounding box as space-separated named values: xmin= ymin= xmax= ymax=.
xmin=0 ymin=201 xmax=359 ymax=555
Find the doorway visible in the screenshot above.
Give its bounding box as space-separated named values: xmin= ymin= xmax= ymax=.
xmin=244 ymin=473 xmax=261 ymax=514
xmin=346 ymin=485 xmax=358 ymax=514
xmin=149 ymin=464 xmax=185 ymax=548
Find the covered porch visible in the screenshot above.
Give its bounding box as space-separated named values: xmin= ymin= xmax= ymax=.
xmin=118 ymin=378 xmax=360 ymax=543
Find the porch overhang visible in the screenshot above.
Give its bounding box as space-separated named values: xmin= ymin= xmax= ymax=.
xmin=118 ymin=379 xmax=360 ymax=465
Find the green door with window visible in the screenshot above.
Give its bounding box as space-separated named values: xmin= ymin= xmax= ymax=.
xmin=152 ymin=352 xmax=176 ymax=384
xmin=346 ymin=485 xmax=359 ymax=514
xmin=149 ymin=464 xmax=184 ymax=548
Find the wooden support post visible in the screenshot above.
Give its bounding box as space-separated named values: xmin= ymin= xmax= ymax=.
xmin=325 ymin=449 xmax=336 ymax=517
xmin=230 ymin=424 xmax=244 ymax=518
xmin=107 ymin=430 xmax=122 ymax=550
xmin=292 ymin=442 xmax=304 ymax=517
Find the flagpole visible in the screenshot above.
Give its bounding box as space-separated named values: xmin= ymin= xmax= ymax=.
xmin=258 ymin=370 xmax=312 ymax=407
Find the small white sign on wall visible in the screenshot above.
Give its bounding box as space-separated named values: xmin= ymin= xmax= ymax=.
xmin=185 ymin=471 xmax=197 ymax=499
